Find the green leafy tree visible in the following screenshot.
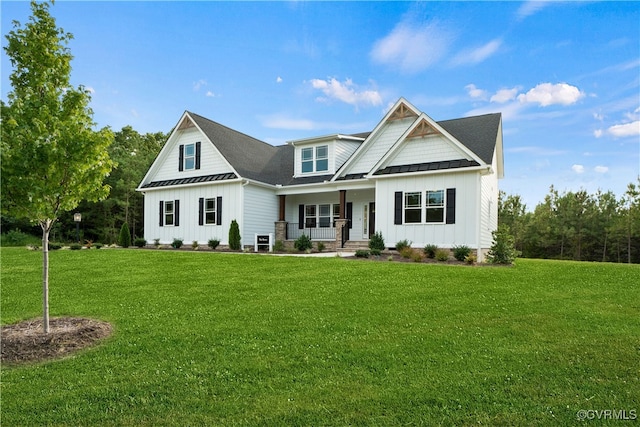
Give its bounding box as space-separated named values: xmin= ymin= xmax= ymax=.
xmin=486 ymin=225 xmax=520 ymax=265
xmin=1 ymin=1 xmax=114 ymax=332
xmin=228 ymin=220 xmax=241 ymax=250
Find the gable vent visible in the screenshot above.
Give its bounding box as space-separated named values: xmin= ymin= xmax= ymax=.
xmin=178 ymin=116 xmax=196 ymax=130
xmin=389 ymin=103 xmax=418 ymax=121
xmin=408 ymin=119 xmax=441 ymax=139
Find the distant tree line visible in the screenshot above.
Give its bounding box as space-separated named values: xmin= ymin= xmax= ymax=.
xmin=499 ymin=181 xmax=640 ymax=263
xmin=2 ymin=126 xmax=166 ymax=244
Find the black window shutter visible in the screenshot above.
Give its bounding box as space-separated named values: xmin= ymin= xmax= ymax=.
xmin=174 ymin=200 xmax=180 ymax=226
xmin=178 ymin=145 xmax=184 ymax=171
xmin=298 ymin=204 xmax=304 ymax=229
xmin=346 ymin=202 xmax=353 ymax=229
xmin=195 ymin=141 xmax=201 ymax=170
xmin=198 ymin=198 xmax=204 ymax=226
xmin=159 ymin=201 xmax=164 ymax=227
xmin=446 ymin=188 xmax=456 ymax=224
xmin=394 ymin=192 xmax=403 ymax=225
xmin=216 ymin=196 xmax=222 ymax=225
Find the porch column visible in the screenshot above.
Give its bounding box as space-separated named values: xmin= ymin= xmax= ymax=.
xmin=337 ymin=190 xmax=348 ymax=248
xmin=278 ymin=195 xmax=286 ymax=221
xmin=339 ymin=190 xmax=346 ymax=219
xmin=335 ymin=219 xmax=348 ymax=249
xmin=275 ymin=195 xmax=287 ymax=243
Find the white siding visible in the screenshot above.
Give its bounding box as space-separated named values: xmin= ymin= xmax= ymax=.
xmin=335 ymin=139 xmax=361 ymax=170
xmin=151 ymin=128 xmax=233 ymax=183
xmin=142 ymin=181 xmax=243 ymax=245
xmin=346 ymin=118 xmax=414 ymax=174
xmin=242 ymin=184 xmax=279 ymax=244
xmin=480 ymin=149 xmax=499 ymax=249
xmin=387 ymin=134 xmax=468 ymax=167
xmin=374 ymin=171 xmax=479 ymax=248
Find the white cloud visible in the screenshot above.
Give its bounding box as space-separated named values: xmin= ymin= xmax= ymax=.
xmin=85 ymin=86 xmax=96 ymax=94
xmin=451 ymin=38 xmax=502 ymax=66
xmin=276 ymin=76 xmax=283 ymax=83
xmin=193 ymin=79 xmax=207 ymax=91
xmin=309 ymin=78 xmax=382 ymax=108
xmin=572 ymin=164 xmax=585 ymax=174
xmin=517 ymin=83 xmax=585 ymax=107
xmin=465 ymin=84 xmax=487 ymax=100
xmin=594 ymin=166 xmax=609 ymax=173
xmin=205 ymin=91 xmax=216 ymax=97
xmin=370 ymin=20 xmax=453 ymax=73
xmin=594 ymin=129 xmax=604 ymax=138
xmin=517 ymin=0 xmax=553 ymax=20
xmin=607 ymin=120 xmax=640 ymax=137
xmin=491 ymin=87 xmax=520 ymax=104
xmin=260 ymin=114 xmax=317 ymax=131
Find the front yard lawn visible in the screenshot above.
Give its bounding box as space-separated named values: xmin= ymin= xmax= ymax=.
xmin=1 ymin=248 xmax=638 ymax=425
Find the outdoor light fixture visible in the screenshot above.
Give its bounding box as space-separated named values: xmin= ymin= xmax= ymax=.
xmin=74 ymin=213 xmax=82 ymax=243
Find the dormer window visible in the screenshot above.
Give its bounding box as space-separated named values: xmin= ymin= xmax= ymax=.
xmin=301 ymin=145 xmax=328 ymax=174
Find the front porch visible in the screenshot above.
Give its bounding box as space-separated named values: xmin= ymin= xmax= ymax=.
xmin=273 ymin=187 xmax=376 ymax=250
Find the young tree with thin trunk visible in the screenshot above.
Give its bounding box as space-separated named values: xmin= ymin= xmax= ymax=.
xmin=1 ymin=1 xmax=114 ymax=333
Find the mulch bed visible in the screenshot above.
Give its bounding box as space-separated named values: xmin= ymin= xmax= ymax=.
xmin=1 ymin=317 xmax=113 ymax=366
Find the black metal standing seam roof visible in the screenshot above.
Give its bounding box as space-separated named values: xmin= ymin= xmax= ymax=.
xmin=373 ymin=159 xmax=480 ymax=176
xmin=141 ymin=172 xmax=238 ymax=188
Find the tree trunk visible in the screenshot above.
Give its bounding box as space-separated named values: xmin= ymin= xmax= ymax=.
xmin=41 ymin=219 xmax=52 ymax=333
xmin=602 ymin=231 xmax=608 ymax=262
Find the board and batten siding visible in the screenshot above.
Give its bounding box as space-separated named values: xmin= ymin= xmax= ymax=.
xmin=374 ymin=171 xmax=479 ymax=248
xmin=151 ymin=127 xmax=233 ymax=183
xmin=142 ymin=181 xmax=243 ymax=245
xmin=345 ymin=118 xmax=414 ymax=175
xmin=388 ymin=134 xmax=469 ymax=167
xmin=241 ymin=184 xmax=279 ymax=244
xmin=479 ymin=150 xmax=499 ymax=249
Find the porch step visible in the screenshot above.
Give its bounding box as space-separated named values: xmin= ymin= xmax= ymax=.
xmin=340 ymin=241 xmax=370 ymax=251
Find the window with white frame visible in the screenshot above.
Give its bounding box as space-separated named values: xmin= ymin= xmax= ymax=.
xmin=404 ymin=192 xmax=422 ymax=223
xmin=305 ymin=205 xmax=317 ymax=228
xmin=205 ymin=198 xmax=216 ymax=225
xmin=184 ymin=143 xmax=196 ymax=170
xmin=425 ymin=190 xmax=445 ymax=223
xmin=318 ymin=204 xmax=331 ymax=228
xmin=315 ymin=145 xmax=328 ymax=172
xmin=164 ymin=201 xmax=175 ymax=226
xmin=301 ymin=145 xmax=329 ymax=174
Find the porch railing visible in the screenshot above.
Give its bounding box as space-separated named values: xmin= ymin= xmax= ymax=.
xmin=287 ymin=223 xmax=336 ymax=240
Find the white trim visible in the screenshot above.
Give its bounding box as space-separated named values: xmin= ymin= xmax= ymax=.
xmin=367 ymin=113 xmax=486 ymax=178
xmin=331 ymin=98 xmax=421 ymax=181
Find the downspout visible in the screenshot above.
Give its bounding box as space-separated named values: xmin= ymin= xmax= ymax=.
xmin=476 ymin=173 xmax=483 ymax=263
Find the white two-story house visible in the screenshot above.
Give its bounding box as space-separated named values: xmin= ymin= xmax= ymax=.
xmin=137 ymin=98 xmax=503 ymax=260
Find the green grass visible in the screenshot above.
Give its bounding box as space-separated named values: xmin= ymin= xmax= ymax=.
xmin=2 ymin=248 xmax=639 ymax=426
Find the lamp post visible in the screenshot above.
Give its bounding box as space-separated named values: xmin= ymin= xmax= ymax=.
xmin=74 ymin=213 xmax=82 ymax=243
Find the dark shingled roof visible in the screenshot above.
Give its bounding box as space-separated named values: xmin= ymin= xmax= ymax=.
xmin=158 ymin=110 xmax=500 ymax=188
xmin=437 ymin=113 xmax=501 ymax=165
xmin=189 ymin=112 xmax=289 ymax=184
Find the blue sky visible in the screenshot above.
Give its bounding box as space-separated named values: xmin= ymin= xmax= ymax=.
xmin=2 ymin=1 xmax=639 ymax=208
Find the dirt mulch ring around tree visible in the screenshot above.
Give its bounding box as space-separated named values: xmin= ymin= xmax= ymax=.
xmin=1 ymin=317 xmax=113 ymax=366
